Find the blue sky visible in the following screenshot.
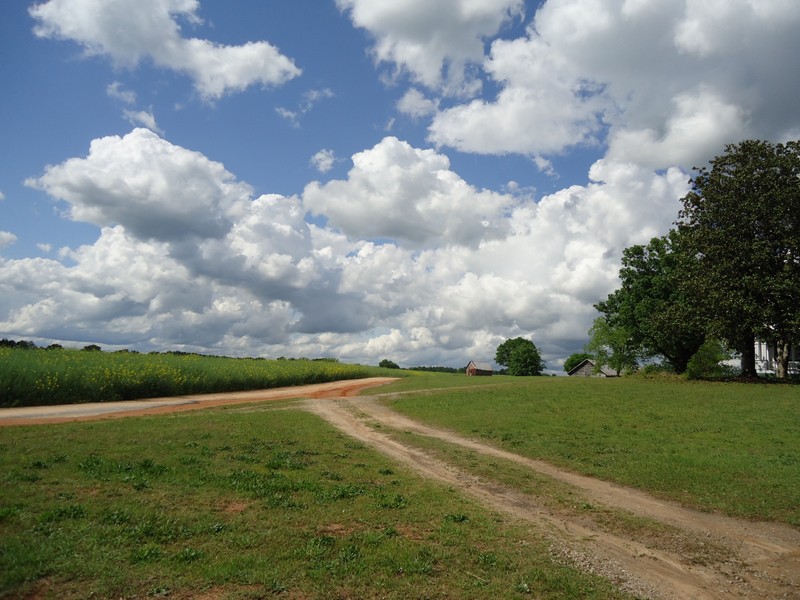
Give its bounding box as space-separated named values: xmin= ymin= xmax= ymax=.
xmin=1 ymin=0 xmax=799 ymax=369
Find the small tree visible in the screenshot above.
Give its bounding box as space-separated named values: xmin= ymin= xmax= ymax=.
xmin=585 ymin=317 xmax=638 ymax=375
xmin=685 ymin=339 xmax=734 ymax=380
xmin=563 ymin=352 xmax=592 ymax=373
xmin=495 ymin=337 xmax=544 ymax=376
xmin=379 ymin=359 xmax=400 ymax=369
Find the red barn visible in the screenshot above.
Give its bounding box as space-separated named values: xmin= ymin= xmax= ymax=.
xmin=466 ymin=361 xmax=493 ymax=376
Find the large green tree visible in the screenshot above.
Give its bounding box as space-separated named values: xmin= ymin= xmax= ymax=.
xmin=678 ymin=140 xmax=800 ymax=378
xmin=595 ymin=231 xmax=705 ymax=373
xmin=495 ymin=337 xmax=544 ymax=376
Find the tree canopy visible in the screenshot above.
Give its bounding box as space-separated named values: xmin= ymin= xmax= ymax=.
xmin=595 ymin=139 xmax=800 ymax=379
xmin=495 ymin=337 xmax=544 ymax=376
xmin=595 ymin=231 xmax=705 ymax=373
xmin=678 ymin=140 xmax=800 ymax=377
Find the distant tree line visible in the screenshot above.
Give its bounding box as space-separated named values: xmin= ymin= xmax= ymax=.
xmin=407 ymin=365 xmax=464 ymax=373
xmin=587 ymin=140 xmax=799 ymax=379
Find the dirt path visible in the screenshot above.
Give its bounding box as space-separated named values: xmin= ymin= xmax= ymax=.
xmin=0 ymin=378 xmax=397 ymax=426
xmin=304 ymin=394 xmax=800 ymax=600
xmin=4 ymin=380 xmax=799 ymax=598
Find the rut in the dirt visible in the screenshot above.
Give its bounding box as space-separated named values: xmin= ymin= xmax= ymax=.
xmin=303 ymin=395 xmax=800 ymax=600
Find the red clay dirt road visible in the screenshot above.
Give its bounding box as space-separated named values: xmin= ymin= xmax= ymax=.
xmin=0 ymin=377 xmax=398 ymax=426
xmin=2 ymin=379 xmax=799 ymax=599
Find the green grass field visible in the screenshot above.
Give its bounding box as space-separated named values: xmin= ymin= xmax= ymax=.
xmin=0 ymin=402 xmax=630 ymax=600
xmin=0 ymin=347 xmax=400 ymax=407
xmin=2 ymin=372 xmax=798 ymax=598
xmin=386 ymin=374 xmax=800 ymax=525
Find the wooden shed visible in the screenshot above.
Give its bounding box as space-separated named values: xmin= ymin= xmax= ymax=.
xmin=567 ymin=359 xmax=618 ymax=377
xmin=466 ymin=361 xmax=493 ymax=376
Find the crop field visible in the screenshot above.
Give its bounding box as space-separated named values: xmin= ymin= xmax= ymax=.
xmin=1 ymin=372 xmax=798 ymax=598
xmin=0 ymin=347 xmax=399 ymax=407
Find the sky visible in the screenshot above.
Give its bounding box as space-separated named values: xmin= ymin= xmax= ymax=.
xmin=1 ymin=0 xmax=799 ymax=371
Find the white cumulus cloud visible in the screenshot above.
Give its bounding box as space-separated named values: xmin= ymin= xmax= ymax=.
xmin=30 ymin=0 xmax=301 ymax=99
xmin=337 ymin=0 xmax=524 ymax=96
xmin=25 ymin=128 xmax=252 ymax=241
xmin=4 ymin=130 xmax=688 ymax=364
xmin=303 ymin=136 xmax=516 ymax=248
xmin=428 ymin=0 xmax=800 ymax=170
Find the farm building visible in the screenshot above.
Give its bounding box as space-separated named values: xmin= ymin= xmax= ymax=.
xmin=567 ymin=359 xmax=618 ymax=377
xmin=466 ymin=361 xmax=493 ymax=376
xmin=755 ymin=340 xmax=800 ymax=376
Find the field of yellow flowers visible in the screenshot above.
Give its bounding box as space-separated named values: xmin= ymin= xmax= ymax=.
xmin=0 ymin=347 xmax=392 ymax=407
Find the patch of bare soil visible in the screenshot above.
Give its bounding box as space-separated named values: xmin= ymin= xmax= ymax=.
xmin=0 ymin=378 xmax=398 ymax=426
xmin=303 ymin=395 xmax=800 ymax=600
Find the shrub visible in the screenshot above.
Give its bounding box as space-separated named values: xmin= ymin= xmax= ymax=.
xmin=686 ymin=339 xmax=732 ymax=379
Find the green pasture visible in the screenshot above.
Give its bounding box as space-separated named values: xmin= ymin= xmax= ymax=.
xmin=0 ymin=404 xmax=629 ymax=600
xmin=0 ymin=347 xmax=400 ymax=407
xmin=387 ymin=374 xmax=800 ymax=525
xmin=2 ymin=369 xmax=798 ymax=598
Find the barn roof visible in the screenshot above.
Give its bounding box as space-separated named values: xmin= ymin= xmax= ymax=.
xmin=566 ymin=358 xmax=595 ymax=375
xmin=567 ymin=358 xmax=618 ymax=377
xmin=469 ymin=361 xmax=493 ymax=371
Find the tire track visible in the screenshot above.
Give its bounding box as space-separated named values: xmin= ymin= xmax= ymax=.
xmin=304 ymin=395 xmax=800 ymax=600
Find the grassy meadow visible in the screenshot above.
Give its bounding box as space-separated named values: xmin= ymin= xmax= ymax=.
xmin=0 ymin=401 xmax=630 ymax=600
xmin=1 ymin=371 xmax=799 ymax=598
xmin=386 ymin=374 xmax=800 ymax=525
xmin=0 ymin=347 xmax=400 ymax=408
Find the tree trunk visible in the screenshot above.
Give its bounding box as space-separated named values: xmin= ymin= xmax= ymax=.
xmin=739 ymin=333 xmax=757 ymax=378
xmin=775 ymin=340 xmax=790 ymax=379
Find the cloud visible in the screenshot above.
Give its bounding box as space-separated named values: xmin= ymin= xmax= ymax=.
xmin=13 ymin=130 xmax=372 ymax=349
xmin=310 ymin=149 xmax=336 ymax=173
xmin=30 ymin=0 xmax=301 ymax=99
xmin=337 ymin=0 xmax=524 ymax=95
xmin=303 ymin=136 xmax=517 ymax=248
xmin=8 ymin=130 xmax=688 ymax=364
xmin=106 ymin=81 xmax=136 ymax=104
xmin=25 ymin=128 xmax=251 ymax=241
xmin=302 ymin=88 xmax=335 ymax=111
xmin=428 ymin=0 xmax=800 ymax=170
xmin=0 ymin=232 xmax=17 ymax=249
xmin=277 ymin=88 xmax=335 ymax=127
xmin=123 ymin=109 xmax=164 ymax=134
xmin=397 ymin=88 xmax=437 ymax=119
xmin=275 ymin=107 xmax=299 ymax=127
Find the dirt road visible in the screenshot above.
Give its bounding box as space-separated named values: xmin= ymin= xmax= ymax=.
xmin=303 ymin=394 xmax=800 ymax=600
xmin=0 ymin=378 xmax=397 ymax=426
xmin=3 ymin=380 xmax=799 ymax=598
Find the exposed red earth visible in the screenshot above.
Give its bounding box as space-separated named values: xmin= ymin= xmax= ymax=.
xmin=0 ymin=377 xmax=398 ymax=426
